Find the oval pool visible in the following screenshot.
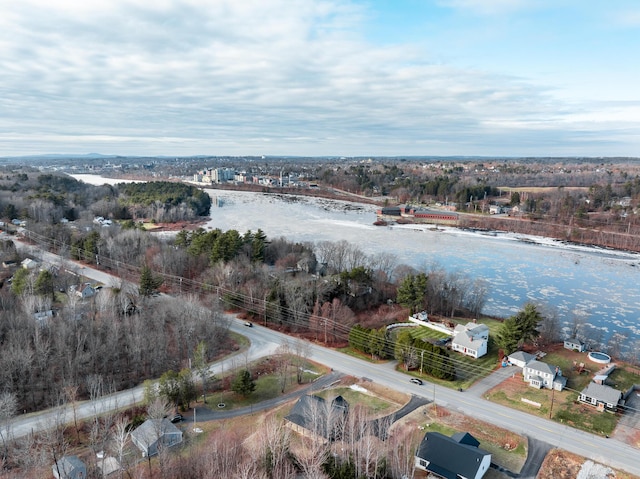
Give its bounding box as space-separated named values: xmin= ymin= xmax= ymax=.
xmin=588 ymin=352 xmax=611 ymax=364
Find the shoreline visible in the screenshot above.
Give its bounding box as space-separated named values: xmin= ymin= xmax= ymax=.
xmin=71 ymin=173 xmax=640 ymax=260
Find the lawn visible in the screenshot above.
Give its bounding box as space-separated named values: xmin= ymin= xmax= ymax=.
xmin=314 ymin=386 xmax=396 ymax=416
xmin=205 ymin=358 xmax=328 ymax=410
xmin=485 ymin=375 xmax=619 ymax=436
xmin=418 ymin=406 xmax=528 ymax=474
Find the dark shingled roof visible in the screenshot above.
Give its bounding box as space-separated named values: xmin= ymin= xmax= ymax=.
xmin=416 ymin=431 xmax=490 ymax=479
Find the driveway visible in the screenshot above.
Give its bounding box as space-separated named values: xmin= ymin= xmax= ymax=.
xmin=466 ymin=365 xmax=520 ymax=397
xmin=613 ymin=388 xmax=640 ymax=444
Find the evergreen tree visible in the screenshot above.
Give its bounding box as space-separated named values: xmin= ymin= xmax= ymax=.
xmin=34 ymin=269 xmax=54 ymax=300
xmin=231 ymin=369 xmax=256 ymax=397
xmin=496 ymin=303 xmax=543 ymax=354
xmin=139 ymin=265 xmax=163 ymax=297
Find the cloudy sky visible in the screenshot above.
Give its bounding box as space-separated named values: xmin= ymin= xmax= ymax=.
xmin=1 ymin=0 xmax=639 ymax=158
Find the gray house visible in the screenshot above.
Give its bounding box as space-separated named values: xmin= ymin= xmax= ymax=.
xmin=131 ymin=418 xmax=183 ymax=457
xmin=52 ymin=455 xmax=86 ymax=479
xmin=285 ymin=395 xmax=349 ymax=441
xmin=579 ymin=382 xmax=622 ymax=412
xmin=414 ymin=431 xmax=491 ymax=479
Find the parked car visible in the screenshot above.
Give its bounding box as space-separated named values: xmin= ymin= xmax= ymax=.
xmin=170 ymin=414 xmax=183 ymax=423
xmin=410 ymin=378 xmax=423 ymax=385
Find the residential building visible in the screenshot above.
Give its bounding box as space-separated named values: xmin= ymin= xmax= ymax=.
xmin=451 ymin=323 xmax=489 ymax=359
xmin=507 ymin=351 xmax=535 ymax=368
xmin=131 ymin=418 xmax=183 ymax=457
xmin=564 ymin=338 xmax=586 ymax=352
xmin=285 ymin=394 xmax=349 ymax=441
xmin=522 ymin=360 xmax=566 ymax=390
xmin=414 ymin=431 xmax=491 ymax=479
xmin=52 ymin=455 xmax=86 ymax=479
xmin=579 ymin=382 xmax=622 ymax=412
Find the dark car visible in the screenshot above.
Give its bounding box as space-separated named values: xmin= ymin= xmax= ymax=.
xmin=169 ymin=413 xmax=184 ymax=423
xmin=410 ymin=378 xmax=423 ymax=385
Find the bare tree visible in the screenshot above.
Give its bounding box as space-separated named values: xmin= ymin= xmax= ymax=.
xmin=0 ymin=391 xmax=17 ymax=464
xmin=110 ymin=415 xmax=131 ymax=479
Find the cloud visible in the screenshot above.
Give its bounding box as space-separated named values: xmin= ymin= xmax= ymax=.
xmin=0 ymin=0 xmax=637 ymax=157
xmin=436 ymin=0 xmax=534 ymax=15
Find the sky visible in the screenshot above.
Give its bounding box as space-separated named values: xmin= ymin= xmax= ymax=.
xmin=1 ymin=0 xmax=639 ymax=158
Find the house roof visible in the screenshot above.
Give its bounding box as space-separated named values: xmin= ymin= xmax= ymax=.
xmin=452 ymin=331 xmax=485 ymax=349
xmin=581 ymin=382 xmax=622 ymax=405
xmin=54 ymin=455 xmax=85 ymax=475
xmin=416 ymin=431 xmax=490 ymax=479
xmin=285 ymin=394 xmax=348 ymax=438
xmin=97 ymin=456 xmax=121 ymax=476
xmin=131 ymin=418 xmax=181 ymax=449
xmin=508 ymin=351 xmax=535 ymax=364
xmin=525 ymin=360 xmax=558 ymax=376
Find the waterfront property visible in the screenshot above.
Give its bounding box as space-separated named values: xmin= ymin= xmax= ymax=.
xmin=522 ymin=360 xmax=566 ymax=391
xmin=579 ymin=382 xmax=622 ymax=412
xmin=451 ymin=323 xmax=489 ymax=359
xmin=376 ymin=205 xmax=459 ymax=226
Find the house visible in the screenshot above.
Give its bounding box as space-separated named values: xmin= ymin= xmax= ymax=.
xmin=97 ymin=456 xmax=121 ymax=477
xmin=52 ymin=455 xmax=87 ymax=479
xmin=489 ymin=205 xmax=503 ymax=215
xmin=507 ymin=351 xmax=535 ymax=368
xmin=285 ymin=394 xmax=349 ymax=441
xmin=33 ymin=309 xmax=54 ymax=325
xmin=21 ymin=258 xmax=40 ymax=270
xmin=69 ymin=283 xmax=96 ymax=299
xmin=130 ymin=418 xmax=183 ymax=457
xmin=564 ymin=338 xmax=586 ymax=352
xmin=451 ymin=323 xmax=489 ymax=359
xmin=414 ymin=431 xmax=491 ymax=479
xmin=522 ymin=360 xmax=566 ymax=391
xmin=579 ymin=382 xmax=622 ymax=412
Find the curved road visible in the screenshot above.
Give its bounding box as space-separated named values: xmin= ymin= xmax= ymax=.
xmin=6 ymin=242 xmax=640 ymax=477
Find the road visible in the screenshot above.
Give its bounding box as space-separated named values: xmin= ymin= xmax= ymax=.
xmin=7 ymin=241 xmax=640 ymax=476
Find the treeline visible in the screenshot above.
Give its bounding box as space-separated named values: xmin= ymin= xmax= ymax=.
xmin=0 ymin=170 xmax=211 ymax=228
xmin=117 ymin=180 xmax=212 ymax=218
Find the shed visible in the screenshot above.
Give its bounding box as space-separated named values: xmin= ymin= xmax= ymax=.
xmin=564 ymin=338 xmax=586 ymax=352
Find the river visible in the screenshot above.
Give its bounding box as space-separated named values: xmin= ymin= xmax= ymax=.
xmin=71 ymin=175 xmax=640 ymax=353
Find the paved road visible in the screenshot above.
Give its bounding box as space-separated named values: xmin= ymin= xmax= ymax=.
xmin=7 ymin=241 xmax=640 ymax=476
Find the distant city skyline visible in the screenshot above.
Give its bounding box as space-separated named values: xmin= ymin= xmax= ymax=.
xmin=1 ymin=0 xmax=639 ymax=158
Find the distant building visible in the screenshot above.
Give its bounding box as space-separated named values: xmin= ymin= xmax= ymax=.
xmin=564 ymin=338 xmax=586 ymax=352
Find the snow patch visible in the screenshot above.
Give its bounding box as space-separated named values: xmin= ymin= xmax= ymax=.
xmin=350 ymin=384 xmax=368 ymax=394
xmin=577 ymin=460 xmax=614 ymax=479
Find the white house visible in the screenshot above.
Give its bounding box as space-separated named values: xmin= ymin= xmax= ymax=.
xmin=563 ymin=338 xmax=586 ymax=352
xmin=507 ymin=351 xmax=536 ymax=368
xmin=522 ymin=360 xmax=566 ymax=391
xmin=451 ymin=323 xmax=489 ymax=359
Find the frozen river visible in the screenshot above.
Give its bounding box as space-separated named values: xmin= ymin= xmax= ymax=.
xmin=201 ymin=190 xmax=640 ymax=352
xmin=70 ymin=175 xmax=640 ymax=352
